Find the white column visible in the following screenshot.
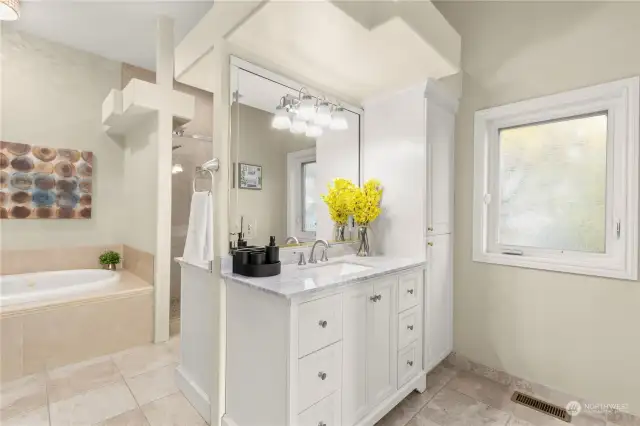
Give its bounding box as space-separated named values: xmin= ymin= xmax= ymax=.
xmin=154 ymin=15 xmax=174 ymax=343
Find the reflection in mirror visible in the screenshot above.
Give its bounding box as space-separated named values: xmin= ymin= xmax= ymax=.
xmin=229 ymin=62 xmax=361 ymax=249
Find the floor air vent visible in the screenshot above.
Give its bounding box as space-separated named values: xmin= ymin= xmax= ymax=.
xmin=511 ymin=391 xmax=572 ymax=423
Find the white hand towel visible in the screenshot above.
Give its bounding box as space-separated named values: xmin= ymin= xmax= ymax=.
xmin=183 ymin=192 xmax=214 ymax=266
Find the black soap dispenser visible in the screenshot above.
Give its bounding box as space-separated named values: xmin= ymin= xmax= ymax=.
xmin=265 ymin=236 xmax=279 ymax=264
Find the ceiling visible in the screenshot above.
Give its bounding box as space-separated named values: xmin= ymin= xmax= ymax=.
xmin=175 ymin=0 xmax=461 ymax=104
xmin=6 ymin=1 xmax=214 ymax=71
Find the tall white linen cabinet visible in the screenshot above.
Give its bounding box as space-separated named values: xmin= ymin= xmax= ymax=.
xmin=363 ymin=78 xmax=458 ymax=375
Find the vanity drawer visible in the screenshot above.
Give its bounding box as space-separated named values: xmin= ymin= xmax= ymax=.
xmin=398 ymin=271 xmax=421 ymax=312
xmin=298 ymin=342 xmax=342 ymax=412
xmin=398 ymin=306 xmax=420 ymax=349
xmin=397 ymin=341 xmax=421 ymax=388
xmin=298 ymin=294 xmax=343 ymax=358
xmin=296 ymin=392 xmax=341 ymax=426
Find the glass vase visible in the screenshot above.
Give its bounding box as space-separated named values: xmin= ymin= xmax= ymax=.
xmin=334 ymin=224 xmax=346 ymax=242
xmin=357 ymin=226 xmax=370 ymax=257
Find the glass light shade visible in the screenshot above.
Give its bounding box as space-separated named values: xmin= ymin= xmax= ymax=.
xmin=297 ymin=95 xmax=316 ymax=121
xmin=330 ymin=108 xmax=349 ymax=130
xmin=0 ymin=0 xmax=20 ymax=20
xmin=314 ymin=103 xmax=332 ymax=127
xmin=171 ymin=163 xmax=183 ymax=174
xmin=290 ymin=118 xmax=308 ymax=134
xmin=271 ymin=106 xmax=292 ymax=130
xmin=305 ymin=124 xmax=323 ymax=138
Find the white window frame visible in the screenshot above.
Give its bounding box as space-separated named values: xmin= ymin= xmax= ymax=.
xmin=287 ymin=148 xmax=317 ymax=242
xmin=473 ymin=77 xmax=639 ymax=280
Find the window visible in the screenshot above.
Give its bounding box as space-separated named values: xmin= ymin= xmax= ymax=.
xmin=287 ymin=148 xmax=317 ymax=241
xmin=473 ymin=78 xmax=639 ymax=279
xmin=301 ymin=161 xmax=317 ymax=232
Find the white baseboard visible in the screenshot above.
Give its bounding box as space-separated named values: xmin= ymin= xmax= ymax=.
xmin=175 ymin=365 xmax=211 ymax=424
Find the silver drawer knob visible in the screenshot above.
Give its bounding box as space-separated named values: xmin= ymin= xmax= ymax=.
xmin=369 ymin=295 xmax=377 ymax=302
xmin=318 ymin=372 xmax=327 ymax=380
xmin=428 ymin=227 xmax=434 ymax=231
xmin=376 ymin=294 xmax=382 ymax=301
xmin=318 ymin=320 xmax=328 ymax=328
xmin=407 ymin=325 xmax=414 ymax=330
xmin=407 ymin=289 xmax=414 ymax=294
xmin=407 ymin=360 xmax=414 ymax=366
xmin=318 ymin=423 xmax=326 ymax=426
xmin=428 ymin=242 xmax=434 ymax=246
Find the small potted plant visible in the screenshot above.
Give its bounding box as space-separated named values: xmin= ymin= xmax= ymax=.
xmin=99 ymin=250 xmax=121 ymax=271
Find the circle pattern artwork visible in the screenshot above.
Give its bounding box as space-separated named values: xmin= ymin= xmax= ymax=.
xmin=1 ymin=141 xmax=93 ymax=219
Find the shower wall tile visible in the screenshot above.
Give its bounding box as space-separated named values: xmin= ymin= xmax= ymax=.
xmin=0 ymin=244 xmax=123 ymax=275
xmin=0 ymin=316 xmax=23 ymax=382
xmin=22 ymin=292 xmax=153 ymax=374
xmin=123 ymin=245 xmax=154 ymax=284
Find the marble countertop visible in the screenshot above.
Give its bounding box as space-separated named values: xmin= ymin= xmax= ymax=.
xmin=221 ymin=255 xmax=425 ymax=299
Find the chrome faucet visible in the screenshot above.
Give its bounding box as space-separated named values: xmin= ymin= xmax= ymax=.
xmin=308 ymin=239 xmax=330 ymax=264
xmin=285 ymin=236 xmax=300 ymax=246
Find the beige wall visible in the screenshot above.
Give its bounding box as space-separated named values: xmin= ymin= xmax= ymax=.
xmin=435 ymin=1 xmax=640 ymax=415
xmin=1 ymin=29 xmax=124 ymax=250
xmin=230 ymin=104 xmax=316 ymax=246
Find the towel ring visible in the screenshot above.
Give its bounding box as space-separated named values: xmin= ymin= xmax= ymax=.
xmin=193 ymin=167 xmax=215 ymax=194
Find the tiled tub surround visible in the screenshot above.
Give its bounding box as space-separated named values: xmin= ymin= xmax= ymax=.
xmin=0 ymin=244 xmax=154 ymax=283
xmin=0 ymin=244 xmax=155 ymax=383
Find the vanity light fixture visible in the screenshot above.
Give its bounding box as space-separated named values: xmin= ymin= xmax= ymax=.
xmin=297 ymin=90 xmax=316 ymax=121
xmin=305 ymin=124 xmax=323 ymax=138
xmin=272 ymin=98 xmax=292 ymax=130
xmin=0 ymin=0 xmax=20 ymax=20
xmin=314 ymin=100 xmax=333 ymax=127
xmin=290 ymin=117 xmax=308 ymax=134
xmin=330 ymin=106 xmax=349 ymax=131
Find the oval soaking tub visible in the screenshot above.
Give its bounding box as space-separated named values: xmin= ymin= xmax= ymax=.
xmin=0 ymin=269 xmax=120 ymax=307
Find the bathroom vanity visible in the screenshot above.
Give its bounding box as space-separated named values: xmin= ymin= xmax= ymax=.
xmin=221 ymin=256 xmax=426 ymax=426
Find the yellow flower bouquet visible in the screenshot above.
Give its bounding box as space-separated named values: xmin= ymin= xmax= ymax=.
xmin=321 ymin=178 xmax=356 ymax=240
xmin=353 ymin=179 xmax=383 ymax=256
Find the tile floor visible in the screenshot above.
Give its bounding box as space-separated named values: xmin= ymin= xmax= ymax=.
xmin=2 ymin=336 xmax=635 ymax=426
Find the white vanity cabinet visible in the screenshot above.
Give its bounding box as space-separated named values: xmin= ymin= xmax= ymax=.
xmin=223 ymin=266 xmax=426 ymax=426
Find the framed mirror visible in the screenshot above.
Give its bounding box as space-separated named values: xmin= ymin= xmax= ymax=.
xmin=229 ymin=58 xmax=362 ymax=249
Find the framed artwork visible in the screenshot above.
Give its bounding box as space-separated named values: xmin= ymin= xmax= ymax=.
xmin=1 ymin=141 xmax=93 ymax=219
xmin=238 ymin=163 xmax=262 ymax=190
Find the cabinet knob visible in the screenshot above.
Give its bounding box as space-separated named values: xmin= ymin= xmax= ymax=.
xmin=407 ymin=324 xmax=414 ymax=330
xmin=407 ymin=289 xmax=414 ymax=294
xmin=318 ymin=423 xmax=326 ymax=426
xmin=376 ymin=294 xmax=382 ymax=301
xmin=318 ymin=320 xmax=328 ymax=328
xmin=428 ymin=227 xmax=434 ymax=232
xmin=370 ymin=295 xmax=377 ymax=302
xmin=318 ymin=372 xmax=327 ymax=380
xmin=428 ymin=242 xmax=434 ymax=246
xmin=407 ymin=360 xmax=414 ymax=367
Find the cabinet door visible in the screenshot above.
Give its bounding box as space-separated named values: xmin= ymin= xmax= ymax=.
xmin=426 ymin=102 xmax=455 ymax=236
xmin=367 ymin=276 xmax=397 ymax=406
xmin=342 ymin=283 xmax=373 ymax=426
xmin=424 ymin=234 xmax=453 ymax=371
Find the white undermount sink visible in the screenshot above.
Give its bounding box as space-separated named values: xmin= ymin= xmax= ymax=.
xmin=302 ymin=262 xmax=372 ymax=276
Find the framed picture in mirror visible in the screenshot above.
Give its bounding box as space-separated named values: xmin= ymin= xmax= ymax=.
xmin=239 ymin=163 xmax=262 ymax=190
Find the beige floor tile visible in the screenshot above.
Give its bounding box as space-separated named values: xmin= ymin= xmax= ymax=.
xmin=375 ymin=364 xmax=457 ymax=426
xmin=405 ymin=415 xmax=441 ymax=426
xmin=111 ymin=344 xmax=174 ymax=378
xmin=95 ymin=408 xmax=150 ymax=426
xmin=447 ymin=370 xmax=513 ymax=410
xmin=418 ymin=388 xmax=511 ymax=426
xmin=164 ymin=336 xmax=180 ymax=363
xmin=125 ymin=363 xmax=178 ymax=406
xmin=0 ymin=373 xmax=48 ymax=421
xmin=46 ymin=355 xmax=121 ymax=403
xmin=49 ymin=380 xmax=137 ymax=426
xmin=141 ymin=392 xmax=206 ymax=426
xmin=608 ymin=411 xmax=640 ymax=426
xmin=2 ymin=405 xmax=50 ymax=426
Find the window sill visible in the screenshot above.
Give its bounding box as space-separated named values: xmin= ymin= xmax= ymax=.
xmin=472 ymin=251 xmax=637 ymax=281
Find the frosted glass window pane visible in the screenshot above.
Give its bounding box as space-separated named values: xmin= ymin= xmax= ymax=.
xmin=499 ymin=113 xmax=607 ymax=253
xmin=302 ymin=162 xmax=317 ymax=232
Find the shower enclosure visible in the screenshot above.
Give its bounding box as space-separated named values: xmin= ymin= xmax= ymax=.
xmin=170 ymin=132 xmax=213 ymax=331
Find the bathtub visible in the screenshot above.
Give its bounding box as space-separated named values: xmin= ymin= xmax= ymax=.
xmin=0 ymin=269 xmax=120 ymax=307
